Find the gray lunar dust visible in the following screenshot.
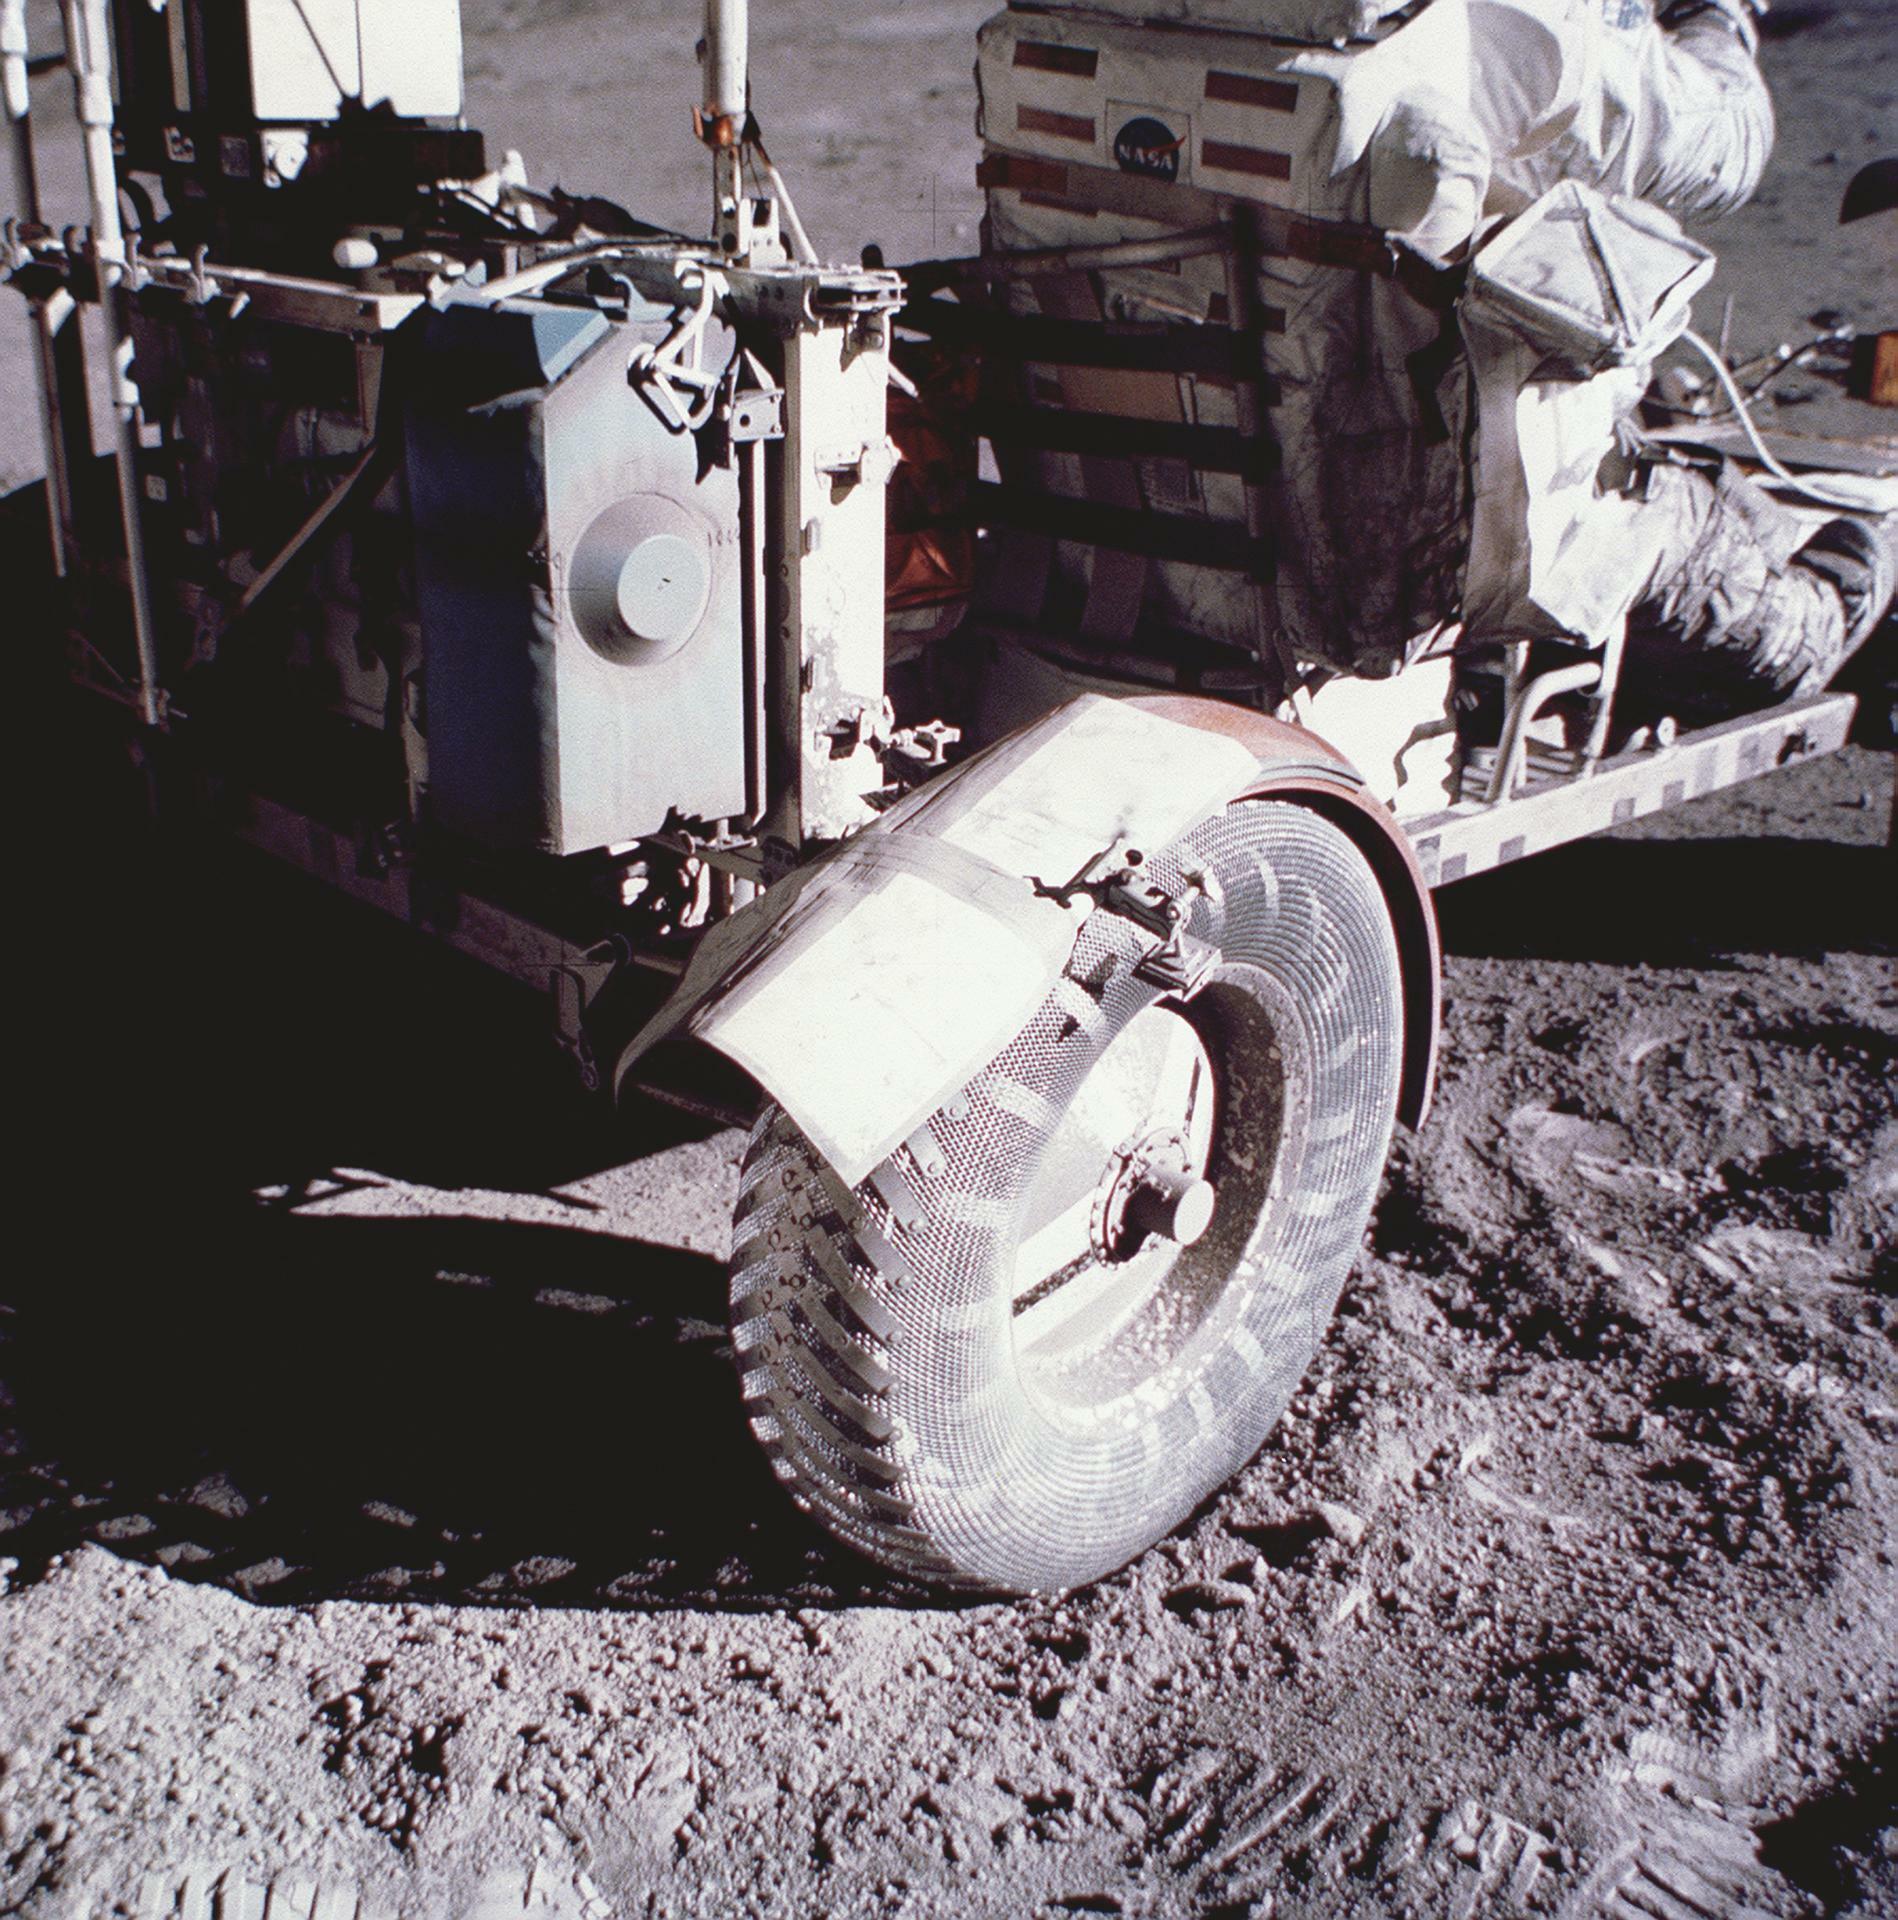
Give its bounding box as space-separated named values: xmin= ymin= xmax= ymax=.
xmin=2 ymin=0 xmax=1896 ymax=1915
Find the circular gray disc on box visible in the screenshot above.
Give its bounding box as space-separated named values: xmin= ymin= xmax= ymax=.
xmin=614 ymin=532 xmax=706 ymax=647
xmin=570 ymin=496 xmax=715 ymax=665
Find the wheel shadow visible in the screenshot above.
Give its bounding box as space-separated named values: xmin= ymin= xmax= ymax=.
xmin=5 ymin=759 xmax=940 ymax=1612
xmin=3 ymin=1206 xmax=939 ymax=1610
xmin=1435 ymin=833 xmax=1895 ymax=964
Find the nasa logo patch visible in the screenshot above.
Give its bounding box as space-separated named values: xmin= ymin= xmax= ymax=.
xmin=1113 ymin=114 xmax=1185 ymax=181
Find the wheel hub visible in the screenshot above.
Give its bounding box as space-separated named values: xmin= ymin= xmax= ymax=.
xmin=1092 ymin=1126 xmax=1217 ymax=1261
xmin=1011 ymin=1000 xmax=1223 ymax=1365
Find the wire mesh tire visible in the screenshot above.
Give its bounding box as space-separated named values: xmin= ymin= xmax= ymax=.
xmin=728 ymin=799 xmax=1405 ymax=1593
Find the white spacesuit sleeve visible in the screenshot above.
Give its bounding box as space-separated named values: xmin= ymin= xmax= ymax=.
xmin=1469 ymin=0 xmax=1773 ymax=221
xmin=1630 ymin=11 xmax=1775 ymax=218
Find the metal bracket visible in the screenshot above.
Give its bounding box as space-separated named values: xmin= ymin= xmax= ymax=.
xmin=1133 ymin=925 xmax=1219 ymax=998
xmin=355 ymin=817 xmax=410 ymax=880
xmin=819 ymin=699 xmax=895 ymax=761
xmin=624 ymin=264 xmax=722 ymax=433
xmin=552 ymin=965 xmax=617 ymax=1093
xmin=727 ymin=384 xmax=784 ymax=442
xmin=886 ymin=718 xmax=961 ymax=775
xmin=1099 ymin=863 xmax=1219 ymax=997
xmin=643 ymin=822 xmax=766 ymax=881
xmin=813 ymin=435 xmax=899 ymax=490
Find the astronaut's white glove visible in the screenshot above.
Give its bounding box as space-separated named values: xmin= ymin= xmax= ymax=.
xmin=1658 ymin=0 xmax=1765 ymax=57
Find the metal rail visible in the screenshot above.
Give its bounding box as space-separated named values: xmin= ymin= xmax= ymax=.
xmin=232 ymin=796 xmax=683 ymax=1089
xmin=1406 ymin=690 xmax=1859 ymax=888
xmin=204 ymin=691 xmax=1863 ymax=1098
xmin=1484 ymin=659 xmax=1603 ymax=803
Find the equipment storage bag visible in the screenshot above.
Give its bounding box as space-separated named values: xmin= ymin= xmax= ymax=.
xmin=963 ymin=0 xmax=1491 ymax=682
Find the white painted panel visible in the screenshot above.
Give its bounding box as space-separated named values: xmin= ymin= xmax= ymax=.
xmin=246 ymin=0 xmax=361 ymax=121
xmin=246 ymin=0 xmax=460 ymax=121
xmin=357 ymin=0 xmax=463 ymax=118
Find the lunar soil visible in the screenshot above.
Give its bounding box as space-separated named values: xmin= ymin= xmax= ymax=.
xmin=2 ymin=0 xmax=1895 ymax=1915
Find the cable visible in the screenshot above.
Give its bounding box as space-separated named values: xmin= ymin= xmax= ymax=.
xmin=1679 ymin=328 xmax=1897 ymax=513
xmin=747 ymin=132 xmax=818 ymax=267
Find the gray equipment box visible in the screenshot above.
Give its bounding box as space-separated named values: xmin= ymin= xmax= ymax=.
xmin=408 ymin=295 xmax=749 ymax=856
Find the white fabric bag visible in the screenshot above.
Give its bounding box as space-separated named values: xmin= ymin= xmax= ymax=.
xmin=1462 ymin=177 xmax=1713 ymax=372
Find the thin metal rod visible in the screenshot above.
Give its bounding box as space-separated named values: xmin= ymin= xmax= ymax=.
xmin=4 ymin=0 xmax=86 ymax=577
xmin=738 ymin=435 xmax=768 ymax=822
xmin=701 ymin=0 xmax=746 ymax=252
xmin=701 ymin=0 xmax=747 ymax=126
xmin=913 ymin=227 xmax=1231 ymax=288
xmin=231 ymin=441 xmax=384 ymax=623
xmin=1221 ymin=203 xmax=1298 ymax=700
xmin=1485 ymin=660 xmax=1602 ymax=803
xmin=0 ymin=0 xmax=36 ymax=207
xmin=63 ymin=0 xmax=163 ymax=726
xmin=752 ymin=143 xmax=817 ymax=266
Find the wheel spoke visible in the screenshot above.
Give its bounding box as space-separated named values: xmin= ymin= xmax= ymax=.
xmin=1011 ymin=1004 xmax=1216 ymax=1319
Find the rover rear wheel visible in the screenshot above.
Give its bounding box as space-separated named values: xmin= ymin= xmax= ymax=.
xmin=727 ymin=800 xmax=1404 ymax=1593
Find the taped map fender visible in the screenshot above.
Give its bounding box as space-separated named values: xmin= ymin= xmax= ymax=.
xmin=613 ymin=693 xmax=1437 ymax=1185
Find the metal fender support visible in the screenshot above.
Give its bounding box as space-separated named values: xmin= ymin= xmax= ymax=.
xmin=612 ymin=693 xmax=1440 ymax=1182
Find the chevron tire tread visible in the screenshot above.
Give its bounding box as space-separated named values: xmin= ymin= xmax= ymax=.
xmin=728 ymin=801 xmax=1406 ymax=1593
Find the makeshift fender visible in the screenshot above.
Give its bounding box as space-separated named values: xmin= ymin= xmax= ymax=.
xmin=612 ymin=693 xmax=1439 ymax=1184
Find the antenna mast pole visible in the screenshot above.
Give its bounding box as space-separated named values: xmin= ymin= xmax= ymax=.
xmin=700 ymin=0 xmax=748 ymax=256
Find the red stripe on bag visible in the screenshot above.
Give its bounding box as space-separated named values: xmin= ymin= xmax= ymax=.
xmin=1204 ymin=71 xmax=1298 ymax=113
xmin=1018 ymin=104 xmax=1098 ymax=144
xmin=1201 ymin=139 xmax=1291 ymax=180
xmin=1014 ymin=41 xmax=1100 ymax=76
